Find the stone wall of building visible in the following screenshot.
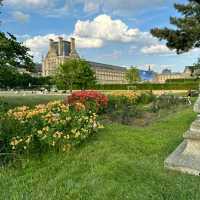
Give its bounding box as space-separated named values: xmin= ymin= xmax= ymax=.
xmin=153 ymin=67 xmax=192 ymax=83
xmin=42 ymin=38 xmax=127 ymax=84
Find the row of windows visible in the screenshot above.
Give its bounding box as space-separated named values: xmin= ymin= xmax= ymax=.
xmin=96 ymin=71 xmax=124 ymax=76
xmin=96 ymin=76 xmax=124 ymax=81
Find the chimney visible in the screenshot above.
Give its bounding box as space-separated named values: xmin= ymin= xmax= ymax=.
xmin=58 ymin=37 xmax=63 ymax=56
xmin=70 ymin=37 xmax=76 ymax=54
xmin=49 ymin=39 xmax=54 ymax=52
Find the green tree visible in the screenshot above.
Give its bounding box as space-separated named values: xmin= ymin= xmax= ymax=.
xmin=125 ymin=67 xmax=141 ymax=84
xmin=55 ymin=59 xmax=96 ymax=91
xmin=75 ymin=60 xmax=96 ymax=90
xmin=151 ymin=0 xmax=200 ymax=54
xmin=0 ymin=32 xmax=35 ymax=71
xmin=0 ymin=1 xmax=35 ymax=71
xmin=54 ymin=59 xmax=76 ymax=91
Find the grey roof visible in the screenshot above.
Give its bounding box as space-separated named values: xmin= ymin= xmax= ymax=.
xmin=88 ymin=61 xmax=126 ymax=72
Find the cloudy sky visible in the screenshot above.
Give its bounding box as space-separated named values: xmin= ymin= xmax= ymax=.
xmin=1 ymin=0 xmax=200 ymax=72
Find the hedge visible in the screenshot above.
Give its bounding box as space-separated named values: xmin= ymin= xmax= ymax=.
xmin=92 ymin=83 xmax=199 ymax=90
xmin=166 ymin=78 xmax=200 ymax=83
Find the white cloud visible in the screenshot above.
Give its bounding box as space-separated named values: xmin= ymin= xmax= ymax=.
xmin=13 ymin=11 xmax=29 ymax=23
xmin=74 ymin=14 xmax=145 ymax=43
xmin=23 ymin=33 xmax=104 ymax=61
xmin=141 ymin=44 xmax=174 ymax=55
xmin=74 ymin=36 xmax=103 ymax=48
xmin=22 ymin=14 xmax=162 ymax=62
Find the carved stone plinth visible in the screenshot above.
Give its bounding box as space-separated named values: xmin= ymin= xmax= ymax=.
xmin=165 ymin=96 xmax=200 ymax=176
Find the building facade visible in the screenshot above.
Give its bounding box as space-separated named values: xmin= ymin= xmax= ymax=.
xmin=42 ymin=37 xmax=79 ymax=76
xmin=42 ymin=37 xmax=127 ymax=84
xmin=153 ymin=67 xmax=192 ymax=83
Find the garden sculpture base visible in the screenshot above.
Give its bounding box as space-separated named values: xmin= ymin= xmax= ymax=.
xmin=165 ymin=96 xmax=200 ymax=176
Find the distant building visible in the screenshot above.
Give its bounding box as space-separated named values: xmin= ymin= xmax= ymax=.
xmin=42 ymin=37 xmax=127 ymax=84
xmin=153 ymin=67 xmax=192 ymax=83
xmin=162 ymin=69 xmax=172 ymax=75
xmin=42 ymin=37 xmax=79 ymax=76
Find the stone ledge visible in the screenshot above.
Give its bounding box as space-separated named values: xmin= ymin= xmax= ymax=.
xmin=165 ymin=140 xmax=200 ymax=176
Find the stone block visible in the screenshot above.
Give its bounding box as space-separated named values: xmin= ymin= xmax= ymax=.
xmin=165 ymin=96 xmax=200 ymax=176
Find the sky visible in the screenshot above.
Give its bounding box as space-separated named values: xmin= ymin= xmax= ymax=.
xmin=1 ymin=0 xmax=200 ymax=72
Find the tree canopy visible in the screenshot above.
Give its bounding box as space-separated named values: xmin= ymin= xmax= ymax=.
xmin=125 ymin=67 xmax=141 ymax=84
xmin=0 ymin=1 xmax=35 ymax=71
xmin=151 ymin=0 xmax=200 ymax=54
xmin=0 ymin=32 xmax=35 ymax=71
xmin=55 ymin=59 xmax=96 ymax=91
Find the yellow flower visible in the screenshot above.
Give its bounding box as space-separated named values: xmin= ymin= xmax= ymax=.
xmin=75 ymin=131 xmax=81 ymax=138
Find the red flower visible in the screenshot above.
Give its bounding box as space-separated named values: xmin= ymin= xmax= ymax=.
xmin=67 ymin=91 xmax=108 ymax=111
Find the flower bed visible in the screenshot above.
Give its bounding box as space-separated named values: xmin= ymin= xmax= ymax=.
xmin=0 ymin=101 xmax=103 ymax=156
xmin=109 ymin=91 xmax=140 ymax=102
xmin=67 ymin=90 xmax=108 ymax=113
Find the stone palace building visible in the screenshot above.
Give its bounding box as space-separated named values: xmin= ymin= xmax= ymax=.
xmin=153 ymin=67 xmax=192 ymax=83
xmin=42 ymin=37 xmax=127 ymax=84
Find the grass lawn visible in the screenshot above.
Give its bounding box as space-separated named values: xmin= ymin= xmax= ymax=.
xmin=0 ymin=95 xmax=66 ymax=108
xmin=0 ymin=104 xmax=200 ymax=200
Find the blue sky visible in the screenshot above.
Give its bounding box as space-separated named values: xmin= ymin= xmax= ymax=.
xmin=1 ymin=0 xmax=199 ymax=72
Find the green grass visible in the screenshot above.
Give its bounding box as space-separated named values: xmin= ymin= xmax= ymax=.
xmin=0 ymin=95 xmax=66 ymax=108
xmin=0 ymin=106 xmax=200 ymax=200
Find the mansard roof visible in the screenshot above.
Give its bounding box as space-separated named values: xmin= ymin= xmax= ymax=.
xmin=88 ymin=61 xmax=126 ymax=72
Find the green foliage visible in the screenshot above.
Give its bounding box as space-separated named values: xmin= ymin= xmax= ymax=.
xmin=95 ymin=83 xmax=199 ymax=90
xmin=136 ymin=92 xmax=156 ymax=104
xmin=151 ymin=0 xmax=200 ymax=54
xmin=0 ymin=66 xmax=52 ymax=89
xmin=0 ymin=98 xmax=9 ymax=113
xmin=150 ymin=94 xmax=188 ymax=113
xmin=0 ymin=101 xmax=102 ymax=159
xmin=0 ymin=108 xmax=198 ymax=199
xmin=0 ymin=32 xmax=35 ymax=71
xmin=125 ymin=66 xmax=141 ymax=83
xmin=106 ymin=92 xmax=154 ymax=125
xmin=75 ymin=60 xmax=96 ymax=89
xmin=166 ymin=78 xmax=200 ymax=83
xmin=55 ymin=59 xmax=96 ymax=90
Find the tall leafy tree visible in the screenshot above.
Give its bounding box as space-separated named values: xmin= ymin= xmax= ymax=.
xmin=55 ymin=59 xmax=96 ymax=91
xmin=0 ymin=0 xmax=35 ymax=72
xmin=151 ymin=0 xmax=200 ymax=54
xmin=75 ymin=60 xmax=96 ymax=90
xmin=54 ymin=59 xmax=77 ymax=91
xmin=0 ymin=33 xmax=35 ymax=71
xmin=125 ymin=67 xmax=141 ymax=84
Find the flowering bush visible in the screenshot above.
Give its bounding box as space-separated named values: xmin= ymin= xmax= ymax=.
xmin=0 ymin=101 xmax=103 ymax=155
xmin=67 ymin=90 xmax=108 ymax=113
xmin=109 ymin=91 xmax=140 ymax=103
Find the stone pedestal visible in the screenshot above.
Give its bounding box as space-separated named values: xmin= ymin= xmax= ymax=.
xmin=165 ymin=97 xmax=200 ymax=176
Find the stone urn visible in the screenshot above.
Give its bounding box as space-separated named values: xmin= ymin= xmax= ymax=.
xmin=165 ymin=96 xmax=200 ymax=176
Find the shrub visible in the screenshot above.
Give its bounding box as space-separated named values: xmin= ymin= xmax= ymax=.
xmin=0 ymin=98 xmax=9 ymax=113
xmin=67 ymin=91 xmax=108 ymax=113
xmin=0 ymin=101 xmax=103 ymax=157
xmin=94 ymin=83 xmax=199 ymax=90
xmin=135 ymin=92 xmax=156 ymax=104
xmin=150 ymin=94 xmax=187 ymax=112
xmin=107 ymin=92 xmax=154 ymax=113
xmin=109 ymin=104 xmax=141 ymax=125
